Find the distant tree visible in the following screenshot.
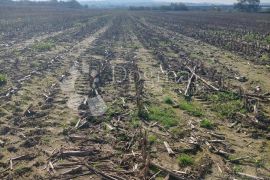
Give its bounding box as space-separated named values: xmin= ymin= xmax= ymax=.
xmin=65 ymin=0 xmax=82 ymax=8
xmin=234 ymin=0 xmax=260 ymax=12
xmin=129 ymin=3 xmax=188 ymax=11
xmin=170 ymin=3 xmax=188 ymax=11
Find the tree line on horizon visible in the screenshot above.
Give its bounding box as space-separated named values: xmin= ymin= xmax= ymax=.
xmin=129 ymin=3 xmax=188 ymax=11
xmin=234 ymin=0 xmax=261 ymax=12
xmin=0 ymin=0 xmax=86 ymax=9
xmin=0 ymin=0 xmax=266 ymax=12
xmin=129 ymin=0 xmax=263 ymax=12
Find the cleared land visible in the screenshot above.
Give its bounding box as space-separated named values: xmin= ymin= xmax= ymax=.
xmin=0 ymin=7 xmax=270 ymax=179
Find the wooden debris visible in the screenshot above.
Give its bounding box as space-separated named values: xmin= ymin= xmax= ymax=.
xmin=228 ymin=156 xmax=251 ymax=163
xmin=150 ymin=162 xmax=185 ymax=180
xmin=69 ymin=135 xmax=88 ymax=141
xmin=62 ymin=166 xmax=83 ymax=175
xmin=120 ymin=97 xmax=127 ymax=108
xmin=186 ymin=66 xmax=219 ymax=91
xmin=11 ymin=154 xmax=33 ymax=161
xmin=105 ymin=123 xmax=114 ymax=131
xmin=164 ymin=141 xmax=175 ymax=155
xmin=60 ymin=150 xmax=95 ymax=157
xmin=0 ymin=140 xmax=5 ymax=147
xmin=184 ymin=66 xmax=196 ymax=96
xmin=160 ymin=64 xmax=165 ymax=74
xmin=49 ymin=161 xmax=56 ymax=173
xmin=236 ymin=172 xmax=264 ymax=180
xmin=229 ymin=121 xmax=238 ymax=128
xmin=149 ymin=170 xmax=162 ymax=180
xmin=9 ymin=159 xmax=13 ymax=170
xmin=82 ymin=160 xmax=119 ymax=180
xmin=140 ymin=130 xmax=150 ymax=179
xmin=208 ymin=132 xmax=225 ymax=140
xmin=216 ymin=163 xmax=222 ymax=173
xmin=208 ymin=140 xmax=226 ymax=144
xmin=23 ymin=104 xmax=34 ymax=116
xmin=75 ymin=119 xmax=81 ymax=128
xmin=205 ymin=141 xmax=230 ymax=157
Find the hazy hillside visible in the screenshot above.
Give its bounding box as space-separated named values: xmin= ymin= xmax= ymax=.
xmin=81 ymin=0 xmax=163 ymax=8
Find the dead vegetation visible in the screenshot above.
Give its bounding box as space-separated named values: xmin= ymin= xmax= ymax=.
xmin=0 ymin=7 xmax=269 ymax=180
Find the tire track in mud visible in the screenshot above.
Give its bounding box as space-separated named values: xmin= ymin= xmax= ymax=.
xmin=0 ymin=14 xmax=107 ymax=51
xmin=131 ymin=15 xmax=270 ymax=179
xmin=60 ymin=24 xmax=110 ymax=112
xmin=0 ymin=21 xmax=112 ymax=179
xmin=0 ymin=16 xmax=111 ymax=102
xmin=136 ymin=16 xmax=270 ymax=94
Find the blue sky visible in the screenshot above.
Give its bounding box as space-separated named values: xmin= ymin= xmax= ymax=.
xmin=30 ymin=0 xmax=270 ymax=5
xmin=157 ymin=0 xmax=270 ymax=4
xmin=78 ymin=0 xmax=270 ymax=4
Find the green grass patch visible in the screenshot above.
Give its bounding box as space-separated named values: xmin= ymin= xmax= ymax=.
xmin=33 ymin=40 xmax=55 ymax=51
xmin=130 ymin=118 xmax=140 ymax=128
xmin=207 ymin=91 xmax=239 ymax=102
xmin=177 ymin=154 xmax=193 ymax=167
xmin=149 ymin=106 xmax=178 ymax=128
xmin=14 ymin=166 xmax=32 ymax=176
xmin=200 ymin=119 xmax=214 ymax=129
xmin=179 ymin=100 xmax=204 ymax=117
xmin=233 ymin=165 xmax=243 ymax=173
xmin=70 ymin=118 xmax=78 ymax=127
xmin=260 ymin=53 xmax=269 ymax=62
xmin=148 ymin=134 xmax=157 ymax=144
xmin=207 ymin=92 xmax=245 ymax=118
xmin=243 ymin=33 xmax=257 ymax=42
xmin=0 ymin=74 xmax=7 ymax=86
xmin=213 ymin=100 xmax=245 ymax=118
xmin=171 ymin=127 xmax=186 ymax=138
xmin=265 ymin=35 xmax=270 ymax=44
xmin=164 ymin=96 xmax=174 ymax=105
